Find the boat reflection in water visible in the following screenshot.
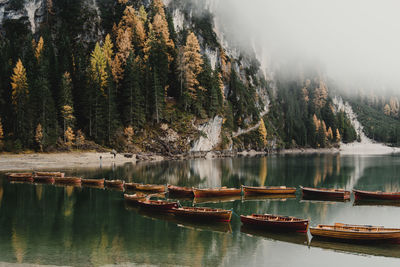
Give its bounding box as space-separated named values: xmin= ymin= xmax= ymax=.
xmin=353 ymin=199 xmax=400 ymax=207
xmin=310 ymin=238 xmax=400 ymax=259
xmin=240 ymin=226 xmax=309 ymax=246
xmin=193 ymin=195 xmax=242 ymax=205
xmin=132 ymin=205 xmax=232 ymax=233
xmin=242 ymin=194 xmax=296 ymax=202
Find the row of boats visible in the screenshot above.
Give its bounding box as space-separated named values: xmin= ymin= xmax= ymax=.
xmin=6 ymin=171 xmax=400 ymax=243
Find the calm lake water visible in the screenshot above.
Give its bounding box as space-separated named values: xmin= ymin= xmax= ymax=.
xmin=1 ymin=154 xmax=400 ymax=266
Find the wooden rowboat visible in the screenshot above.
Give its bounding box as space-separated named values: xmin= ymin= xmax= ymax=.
xmin=129 ymin=183 xmax=165 ymax=193
xmin=167 ymin=184 xmax=194 ymax=197
xmin=242 ymin=185 xmax=296 ymax=195
xmin=240 ymin=214 xmax=309 ymax=232
xmin=310 ymin=223 xmax=400 ymax=241
xmin=353 ymin=189 xmax=400 ymax=201
xmin=193 ymin=187 xmax=241 ymax=198
xmin=54 ymin=177 xmax=82 ymax=185
xmin=33 ymin=176 xmax=55 ymax=184
xmin=124 ymin=193 xmax=147 ymax=204
xmin=137 ymin=199 xmax=178 ymax=212
xmin=35 ymin=171 xmax=64 ymax=178
xmin=300 ymin=186 xmax=350 ymax=200
xmin=7 ymin=173 xmax=34 ymax=182
xmin=82 ymin=178 xmax=105 ymax=186
xmin=172 ymin=207 xmax=232 ymax=222
xmin=104 ymin=179 xmax=125 ymax=188
xmin=124 ymin=182 xmax=138 ymax=190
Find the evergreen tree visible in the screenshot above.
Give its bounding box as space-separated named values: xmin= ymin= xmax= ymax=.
xmin=122 ymin=54 xmax=145 ymax=128
xmin=60 ymin=72 xmax=75 ymax=142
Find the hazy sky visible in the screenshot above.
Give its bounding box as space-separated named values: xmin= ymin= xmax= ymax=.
xmin=209 ymin=0 xmax=400 ymax=92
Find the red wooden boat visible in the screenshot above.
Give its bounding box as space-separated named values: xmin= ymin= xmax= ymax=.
xmin=104 ymin=179 xmax=125 ymax=188
xmin=137 ymin=199 xmax=178 ymax=212
xmin=172 ymin=207 xmax=232 ymax=222
xmin=35 ymin=171 xmax=64 ymax=178
xmin=240 ymin=214 xmax=309 ymax=232
xmin=353 ymin=189 xmax=400 ymax=201
xmin=54 ymin=177 xmax=82 ymax=185
xmin=33 ymin=176 xmax=55 ymax=184
xmin=7 ymin=173 xmax=34 ymax=182
xmin=193 ymin=187 xmax=241 ymax=198
xmin=168 ymin=184 xmax=194 ymax=197
xmin=310 ymin=223 xmax=400 ymax=241
xmin=124 ymin=193 xmax=147 ymax=204
xmin=82 ymin=178 xmax=105 ymax=186
xmin=300 ymin=186 xmax=350 ymax=200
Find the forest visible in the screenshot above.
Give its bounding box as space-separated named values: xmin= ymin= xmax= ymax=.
xmin=0 ymin=0 xmax=369 ymax=153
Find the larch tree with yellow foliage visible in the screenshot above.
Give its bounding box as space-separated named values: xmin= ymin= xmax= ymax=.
xmin=180 ymin=32 xmax=203 ymax=109
xmin=258 ymin=118 xmax=268 ymax=147
xmin=10 ymin=59 xmax=30 ymax=146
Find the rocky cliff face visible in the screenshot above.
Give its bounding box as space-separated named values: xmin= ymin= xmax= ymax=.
xmin=0 ymin=0 xmax=45 ymax=33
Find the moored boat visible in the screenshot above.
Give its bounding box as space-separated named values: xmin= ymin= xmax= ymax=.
xmin=310 ymin=223 xmax=400 ymax=241
xmin=167 ymin=184 xmax=194 ymax=197
xmin=82 ymin=178 xmax=105 ymax=186
xmin=124 ymin=182 xmax=138 ymax=190
xmin=104 ymin=179 xmax=125 ymax=188
xmin=33 ymin=176 xmax=55 ymax=184
xmin=300 ymin=186 xmax=350 ymax=200
xmin=240 ymin=214 xmax=309 ymax=232
xmin=132 ymin=183 xmax=165 ymax=193
xmin=124 ymin=193 xmax=147 ymax=204
xmin=353 ymin=189 xmax=400 ymax=201
xmin=193 ymin=187 xmax=241 ymax=198
xmin=35 ymin=171 xmax=65 ymax=178
xmin=172 ymin=207 xmax=232 ymax=222
xmin=7 ymin=173 xmax=34 ymax=182
xmin=137 ymin=199 xmax=178 ymax=212
xmin=54 ymin=177 xmax=82 ymax=185
xmin=242 ymin=185 xmax=296 ymax=195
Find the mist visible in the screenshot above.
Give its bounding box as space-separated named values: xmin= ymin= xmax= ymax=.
xmin=207 ymin=0 xmax=400 ymax=94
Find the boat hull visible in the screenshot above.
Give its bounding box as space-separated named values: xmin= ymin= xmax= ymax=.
xmin=82 ymin=178 xmax=105 ymax=186
xmin=124 ymin=193 xmax=147 ymax=205
xmin=310 ymin=227 xmax=400 ymax=241
xmin=353 ymin=189 xmax=400 ymax=201
xmin=138 ymin=200 xmax=178 ymax=212
xmin=243 ymin=186 xmax=296 ymax=195
xmin=168 ymin=185 xmax=194 ymax=197
xmin=33 ymin=176 xmax=55 ymax=184
xmin=193 ymin=188 xmax=241 ymax=198
xmin=173 ymin=207 xmax=232 ymax=222
xmin=240 ymin=215 xmax=309 ymax=232
xmin=35 ymin=172 xmax=64 ymax=178
xmin=54 ymin=177 xmax=82 ymax=185
xmin=104 ymin=180 xmax=124 ymax=188
xmin=301 ymin=186 xmax=350 ymax=200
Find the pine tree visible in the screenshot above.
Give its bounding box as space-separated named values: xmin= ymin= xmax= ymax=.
xmin=30 ymin=36 xmax=57 ymax=148
xmin=60 ymin=72 xmax=75 ymax=142
xmin=122 ymin=54 xmax=145 ymax=128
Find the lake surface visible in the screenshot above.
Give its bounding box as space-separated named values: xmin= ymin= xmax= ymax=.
xmin=1 ymin=154 xmax=400 ymax=266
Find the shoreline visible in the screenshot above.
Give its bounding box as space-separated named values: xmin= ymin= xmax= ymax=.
xmin=0 ymin=143 xmax=398 ymax=172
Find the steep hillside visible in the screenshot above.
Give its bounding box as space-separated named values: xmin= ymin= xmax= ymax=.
xmin=0 ymin=0 xmax=360 ymax=154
